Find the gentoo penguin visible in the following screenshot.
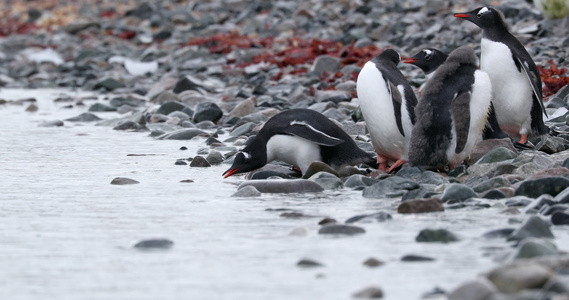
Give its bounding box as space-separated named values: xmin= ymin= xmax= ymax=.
xmin=408 ymin=46 xmax=492 ymax=170
xmin=404 ymin=48 xmax=508 ymax=140
xmin=356 ymin=49 xmax=418 ymax=172
xmin=454 ymin=7 xmax=548 ymax=144
xmin=222 ymin=108 xmax=377 ymax=178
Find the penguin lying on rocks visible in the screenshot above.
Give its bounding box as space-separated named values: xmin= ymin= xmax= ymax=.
xmin=223 ymin=108 xmax=377 ymax=178
xmin=455 ymin=6 xmax=549 ymax=145
xmin=408 ymin=46 xmax=492 ymax=170
xmin=404 ymin=48 xmax=508 ymax=140
xmin=356 ymin=49 xmax=418 ymax=172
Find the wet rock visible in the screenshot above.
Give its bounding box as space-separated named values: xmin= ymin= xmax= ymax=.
xmin=401 ymin=254 xmax=435 ymax=262
xmin=343 ymin=174 xmax=376 ymax=190
xmin=467 ymin=138 xmax=518 ymax=165
xmin=250 ymin=170 xmax=294 ymax=180
xmin=156 ymin=101 xmax=187 ymax=116
xmin=440 ymin=184 xmax=477 ymax=203
xmin=297 ymin=258 xmax=324 ymax=268
xmin=302 ymin=161 xmax=339 ymax=179
xmin=205 ymin=150 xmax=224 ymax=165
xmin=25 ymin=103 xmax=38 ymax=112
xmin=229 ymin=122 xmax=256 ymax=137
xmin=482 ymin=189 xmax=507 ymax=199
xmin=475 ymin=146 xmax=517 ymax=164
xmin=310 ymin=55 xmax=341 ymax=75
xmin=133 ymin=238 xmax=174 ymax=249
xmin=398 ymin=198 xmax=444 ymax=214
xmin=39 ymin=120 xmax=64 ymax=127
xmin=193 ymin=102 xmax=223 ymax=124
xmin=511 ymin=238 xmax=558 ymax=260
xmin=345 ymin=212 xmax=392 ymax=223
xmin=189 ymin=155 xmax=211 ymax=167
xmin=238 ymin=179 xmax=324 ymax=193
xmin=157 ymin=128 xmax=205 ymax=140
xmin=308 ymin=172 xmax=343 ymax=190
xmin=472 ymin=177 xmax=511 ymax=193
xmin=552 ymin=211 xmax=569 ymax=225
xmin=363 ymin=257 xmax=385 ymax=268
xmin=93 ymin=78 xmax=125 ymax=91
xmin=352 ymin=286 xmax=384 ymax=299
xmin=65 ymin=112 xmax=102 ymax=122
xmin=483 ymin=228 xmax=516 ymax=239
xmin=314 ymin=90 xmax=352 ymax=104
xmin=231 ymin=185 xmax=261 ymax=197
xmin=535 ymin=135 xmax=567 ymax=154
xmin=318 ymin=224 xmax=365 ymax=235
xmin=175 ymin=159 xmax=187 ymax=165
xmin=416 ymin=228 xmax=459 ymax=243
xmin=113 ymin=120 xmax=145 ymax=131
xmin=228 ymin=97 xmax=256 ymax=117
xmin=89 ymin=103 xmax=116 ymax=112
xmin=486 ymin=261 xmax=555 ymax=294
xmin=318 ymin=218 xmax=338 ymax=226
xmin=362 ymin=176 xmax=420 ymax=199
xmin=110 ymin=177 xmax=139 ymax=185
xmin=554 ymin=187 xmax=569 ymax=203
xmin=447 ymin=278 xmax=499 ymax=300
xmin=515 ymin=176 xmax=569 ymax=198
xmin=507 ymin=215 xmax=554 ymax=242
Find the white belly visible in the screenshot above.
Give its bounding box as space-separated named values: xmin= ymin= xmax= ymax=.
xmin=266 ymin=135 xmax=321 ymax=173
xmin=356 ymin=61 xmax=413 ymax=161
xmin=481 ymin=39 xmax=533 ymax=136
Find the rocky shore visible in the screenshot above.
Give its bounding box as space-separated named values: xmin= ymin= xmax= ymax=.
xmin=3 ymin=0 xmax=569 ymax=299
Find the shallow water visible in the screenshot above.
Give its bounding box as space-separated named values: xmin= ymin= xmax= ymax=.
xmin=1 ymin=88 xmax=568 ymax=300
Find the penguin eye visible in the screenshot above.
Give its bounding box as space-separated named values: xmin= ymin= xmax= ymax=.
xmin=424 ymin=53 xmax=431 ymax=60
xmin=476 ymin=12 xmax=483 ymax=18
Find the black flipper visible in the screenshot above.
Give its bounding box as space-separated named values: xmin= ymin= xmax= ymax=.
xmin=282 ymin=121 xmax=345 ymax=146
xmin=450 ymin=91 xmax=472 ymax=154
xmin=389 ymin=82 xmax=405 ymax=136
xmin=515 ymin=56 xmax=547 ymax=118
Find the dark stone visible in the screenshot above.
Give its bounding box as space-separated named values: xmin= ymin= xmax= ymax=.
xmin=238 ymin=179 xmax=324 ymax=193
xmin=109 ymin=97 xmax=146 ymax=107
xmin=507 ymin=215 xmax=555 ymax=242
xmin=110 ymin=177 xmax=139 ymax=185
xmin=193 ymin=102 xmax=223 ymax=124
xmin=133 ymin=238 xmax=173 ymax=249
xmin=343 ymin=174 xmax=377 ymax=190
xmin=440 ymin=184 xmax=477 ymax=203
xmin=157 ymin=128 xmax=205 ymax=140
xmin=156 ymin=101 xmax=187 ymax=115
xmin=113 ymin=120 xmax=145 ymax=131
xmin=416 ymin=229 xmax=459 ymax=243
xmin=398 ymin=198 xmax=444 ymax=214
xmin=89 ymin=103 xmax=117 ymax=112
xmin=515 ymin=176 xmax=569 ymax=198
xmin=362 ymin=176 xmax=420 ymax=199
xmin=175 ymin=159 xmax=187 ymax=165
xmin=554 ymin=187 xmax=569 ymax=203
xmin=39 ymin=120 xmax=64 ymax=127
xmin=302 ymin=161 xmax=339 ymax=179
xmin=482 ymin=189 xmax=507 ymax=200
xmin=345 ymin=212 xmax=392 ymax=223
xmin=551 ymin=211 xmax=569 ymax=225
xmin=483 ymin=228 xmax=515 ymax=239
xmin=297 ymin=258 xmax=324 ymax=268
xmin=93 ymin=78 xmax=126 ymax=91
xmin=401 ymin=254 xmax=435 ymax=262
xmin=472 ymin=177 xmax=511 ymax=193
xmin=318 ymin=218 xmax=338 ymax=226
xmin=250 ymin=170 xmax=294 ymax=180
xmin=189 ymin=155 xmax=211 ymax=167
xmin=318 ymin=224 xmax=365 ymax=235
xmin=352 ymin=286 xmax=384 ymax=299
xmin=65 ymin=112 xmax=102 ymax=122
xmin=363 ymin=257 xmax=384 ymax=267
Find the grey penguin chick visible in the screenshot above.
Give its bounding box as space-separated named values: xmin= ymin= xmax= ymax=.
xmin=408 ymin=46 xmax=492 ymax=170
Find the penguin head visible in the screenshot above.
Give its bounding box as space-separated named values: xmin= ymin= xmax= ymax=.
xmin=377 ymin=49 xmax=401 ymax=65
xmin=404 ymin=48 xmax=448 ymax=74
xmin=223 ymin=151 xmax=263 ymax=178
xmin=454 ymin=7 xmax=508 ymax=31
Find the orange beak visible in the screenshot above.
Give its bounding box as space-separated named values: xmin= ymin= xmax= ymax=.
xmin=403 ymin=58 xmax=418 ymax=64
xmin=223 ymin=168 xmax=238 ymax=178
xmin=454 ymin=13 xmax=470 ymax=18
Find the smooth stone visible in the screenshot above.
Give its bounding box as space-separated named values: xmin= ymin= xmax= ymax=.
xmin=318 ymin=224 xmax=365 ymax=235
xmin=363 ymin=257 xmax=385 ymax=267
xmin=362 ymin=176 xmax=420 ymax=199
xmin=345 ymin=212 xmax=392 ymax=224
xmin=486 ymin=261 xmax=555 ymax=294
xmin=310 ymin=55 xmax=341 ymax=75
xmin=318 ymin=218 xmax=338 ymax=226
xmin=401 ymin=185 xmax=438 ymax=201
xmin=133 ymin=238 xmax=173 ymax=249
xmin=156 ymin=101 xmax=187 ymax=115
xmin=472 ymin=177 xmax=511 ymax=193
xmin=352 ymin=286 xmax=384 ymax=299
xmin=416 ymin=228 xmax=459 ymax=243
xmin=314 ymin=90 xmax=352 ymax=104
xmin=554 ymin=187 xmax=569 ymax=203
xmin=205 ymin=150 xmax=224 ymax=165
xmin=109 ymin=96 xmax=146 ymax=108
xmin=398 ymin=198 xmax=444 ymax=214
xmin=238 ymin=179 xmax=324 ymax=193
xmin=483 ymin=228 xmax=515 ymax=239
xmin=507 ymin=215 xmax=554 ymax=242
xmin=88 ymin=103 xmax=116 ymax=112
xmin=189 ymin=156 xmax=211 ymax=167
xmin=228 ymin=97 xmax=256 ymax=117
xmin=475 ymin=147 xmax=517 ymax=164
xmin=440 ymin=184 xmax=477 ymax=203
xmin=505 ymin=196 xmax=534 ymax=207
xmin=482 ymin=189 xmax=507 ymax=199
xmin=39 ymin=120 xmax=64 ymax=127
xmin=343 ymin=174 xmax=376 ymax=190
xmin=466 ymin=138 xmax=518 ymax=165
xmin=302 ymin=161 xmax=339 ymax=179
xmin=535 ymin=135 xmax=566 ymax=154
xmin=551 ymin=211 xmax=569 ymax=225
xmin=447 ymin=278 xmax=499 ymax=300
xmin=297 ymin=258 xmax=324 ymax=268
xmin=308 ymin=172 xmax=343 ymax=190
xmin=231 ymin=185 xmax=261 ymax=197
xmin=515 ymin=176 xmax=569 ymax=198
xmin=113 ymin=120 xmax=145 ymax=131
xmin=65 ymin=112 xmax=102 ymax=122
xmin=93 ymin=78 xmax=126 ymax=91
xmin=250 ymin=170 xmax=294 ymax=180
xmin=110 ymin=177 xmax=139 ymax=185
xmin=337 ymin=165 xmax=363 ymax=178
xmin=511 ymin=238 xmax=558 ymax=260
xmin=193 ymin=102 xmax=223 ymax=124
xmin=401 ymin=254 xmax=435 ymax=262
xmin=229 ymin=122 xmax=256 ymax=137
xmin=157 ymin=128 xmax=205 ymax=140
xmin=175 ymin=160 xmax=187 ymax=165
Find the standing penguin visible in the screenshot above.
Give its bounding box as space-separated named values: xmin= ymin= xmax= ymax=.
xmin=408 ymin=46 xmax=492 ymax=170
xmin=405 ymin=48 xmax=507 ymax=140
xmin=223 ymin=109 xmax=377 ymax=178
xmin=454 ymin=7 xmax=548 ymax=144
xmin=356 ymin=49 xmax=418 ymax=172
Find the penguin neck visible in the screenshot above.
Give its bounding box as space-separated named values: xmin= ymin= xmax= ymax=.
xmin=243 ymin=135 xmax=268 ymax=166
